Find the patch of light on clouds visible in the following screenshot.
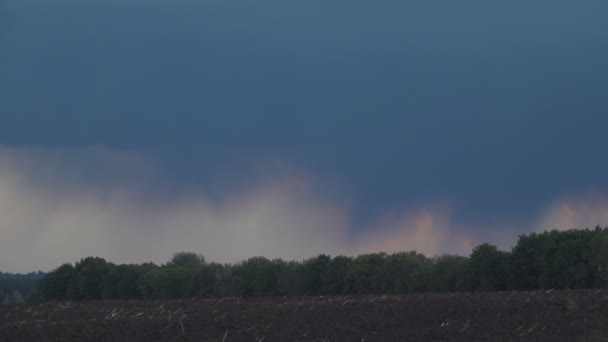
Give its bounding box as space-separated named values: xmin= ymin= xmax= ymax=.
xmin=536 ymin=192 xmax=608 ymax=231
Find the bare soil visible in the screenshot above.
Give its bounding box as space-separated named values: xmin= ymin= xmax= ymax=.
xmin=1 ymin=290 xmax=608 ymax=341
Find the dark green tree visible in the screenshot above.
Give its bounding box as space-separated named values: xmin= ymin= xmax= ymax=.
xmin=114 ymin=264 xmax=142 ymax=299
xmin=101 ymin=264 xmax=124 ymax=299
xmin=37 ymin=264 xmax=75 ymax=301
xmin=322 ymin=255 xmax=352 ymax=295
xmin=592 ymin=228 xmax=608 ymax=287
xmin=167 ymin=252 xmax=205 ymax=267
xmin=1 ymin=272 xmax=46 ymax=302
xmin=275 ymin=260 xmax=303 ymax=295
xmin=510 ymin=233 xmax=547 ymax=290
xmin=213 ymin=267 xmax=238 ymax=297
xmin=540 ymin=229 xmax=594 ymax=289
xmin=344 ymin=253 xmax=387 ymax=294
xmin=430 ymin=255 xmax=470 ymax=292
xmin=386 ymin=251 xmax=432 ymax=293
xmin=70 ymin=257 xmax=112 ymax=300
xmin=195 ymin=262 xmax=222 ymax=297
xmin=234 ymin=257 xmax=281 ymax=296
xmin=470 ymin=243 xmax=510 ymax=291
xmin=301 ymin=254 xmax=332 ymax=295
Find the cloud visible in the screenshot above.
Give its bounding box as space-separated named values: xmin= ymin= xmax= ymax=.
xmin=0 ymin=145 xmax=486 ymax=272
xmin=354 ymin=205 xmax=471 ymax=256
xmin=6 ymin=146 xmax=607 ymax=273
xmin=535 ymin=192 xmax=608 ymax=231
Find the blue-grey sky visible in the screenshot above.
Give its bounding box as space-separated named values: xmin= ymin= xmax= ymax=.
xmin=1 ymin=0 xmax=608 ymax=271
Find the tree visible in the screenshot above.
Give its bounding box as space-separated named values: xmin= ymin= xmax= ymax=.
xmin=540 ymin=229 xmax=594 ymax=289
xmin=322 ymin=255 xmax=351 ymax=295
xmin=430 ymin=255 xmax=470 ymax=292
xmin=213 ymin=267 xmax=238 ymax=297
xmin=386 ymin=251 xmax=432 ymax=293
xmin=1 ymin=272 xmax=46 ymax=302
xmin=167 ymin=252 xmax=205 ymax=267
xmin=115 ymin=265 xmax=143 ymax=299
xmin=37 ymin=264 xmax=75 ymax=301
xmin=344 ymin=253 xmax=387 ymax=294
xmin=136 ymin=263 xmax=161 ymax=299
xmin=470 ymin=244 xmax=510 ymax=291
xmin=101 ymin=266 xmax=121 ymax=299
xmin=592 ymin=228 xmax=608 ymax=287
xmin=301 ymin=255 xmax=332 ymax=295
xmin=195 ymin=262 xmax=222 ymax=297
xmin=232 ymin=257 xmax=280 ymax=296
xmin=69 ymin=257 xmax=112 ymax=300
xmin=510 ymin=233 xmax=547 ymax=290
xmin=275 ymin=260 xmax=303 ymax=296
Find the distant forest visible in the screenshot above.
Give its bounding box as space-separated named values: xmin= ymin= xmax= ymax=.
xmin=0 ymin=272 xmax=45 ymax=303
xmin=4 ymin=227 xmax=608 ymax=303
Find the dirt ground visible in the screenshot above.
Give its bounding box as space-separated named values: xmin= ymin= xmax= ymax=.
xmin=1 ymin=290 xmax=608 ymax=341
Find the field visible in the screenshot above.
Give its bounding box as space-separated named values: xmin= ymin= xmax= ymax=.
xmin=1 ymin=290 xmax=608 ymax=341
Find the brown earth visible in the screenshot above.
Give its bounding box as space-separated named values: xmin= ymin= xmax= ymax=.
xmin=1 ymin=290 xmax=608 ymax=341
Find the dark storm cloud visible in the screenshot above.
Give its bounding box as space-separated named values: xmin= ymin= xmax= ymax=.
xmin=1 ymin=0 xmax=608 ymax=267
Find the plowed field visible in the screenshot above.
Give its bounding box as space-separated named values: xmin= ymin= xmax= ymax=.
xmin=2 ymin=290 xmax=608 ymax=341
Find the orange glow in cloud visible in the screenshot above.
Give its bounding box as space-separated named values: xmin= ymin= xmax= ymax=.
xmin=355 ymin=207 xmax=457 ymax=256
xmin=536 ymin=193 xmax=608 ymax=231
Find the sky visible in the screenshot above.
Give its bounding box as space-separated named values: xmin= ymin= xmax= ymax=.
xmin=1 ymin=0 xmax=608 ymax=272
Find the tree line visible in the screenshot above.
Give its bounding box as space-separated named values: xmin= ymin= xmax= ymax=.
xmin=27 ymin=227 xmax=608 ymax=302
xmin=0 ymin=272 xmax=46 ymax=303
